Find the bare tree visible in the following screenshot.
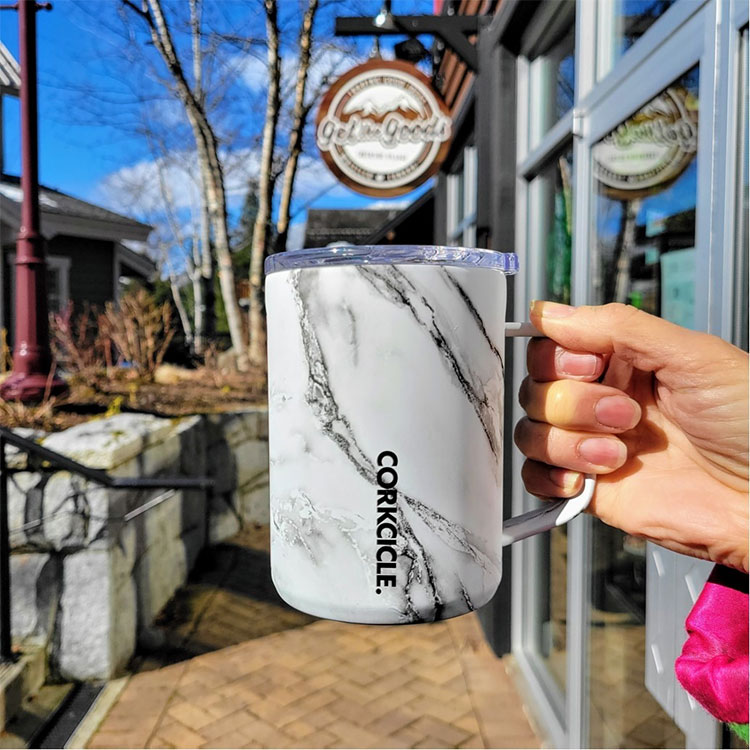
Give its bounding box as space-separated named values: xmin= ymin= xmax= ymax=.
xmin=122 ymin=0 xmax=247 ymax=366
xmin=247 ymin=0 xmax=282 ymax=370
xmin=247 ymin=0 xmax=323 ymax=369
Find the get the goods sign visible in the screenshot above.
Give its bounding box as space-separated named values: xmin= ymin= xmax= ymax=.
xmin=316 ymin=59 xmax=452 ymax=198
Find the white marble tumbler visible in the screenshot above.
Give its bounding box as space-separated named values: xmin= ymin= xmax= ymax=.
xmin=265 ymin=246 xmax=594 ymax=625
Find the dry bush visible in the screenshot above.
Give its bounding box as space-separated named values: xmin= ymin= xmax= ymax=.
xmin=0 ymin=366 xmax=60 ymax=431
xmin=0 ymin=329 xmax=12 ymax=374
xmin=99 ymin=290 xmax=175 ymax=381
xmin=50 ymin=302 xmax=111 ymax=383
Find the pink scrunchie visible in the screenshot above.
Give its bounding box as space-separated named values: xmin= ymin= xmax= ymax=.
xmin=675 ymin=565 xmax=749 ymax=723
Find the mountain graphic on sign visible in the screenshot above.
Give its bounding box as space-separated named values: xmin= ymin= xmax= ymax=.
xmin=342 ymin=95 xmax=423 ymax=123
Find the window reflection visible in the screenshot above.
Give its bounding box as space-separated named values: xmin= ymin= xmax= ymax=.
xmin=530 ymin=146 xmax=574 ymax=693
xmin=588 ymin=67 xmax=699 ymax=748
xmin=592 ymin=66 xmax=699 ymax=319
xmin=599 ymin=0 xmax=676 ymax=79
xmin=527 ymin=3 xmax=576 ymax=145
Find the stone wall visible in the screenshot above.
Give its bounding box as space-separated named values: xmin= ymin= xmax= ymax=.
xmin=5 ymin=408 xmax=269 ymax=681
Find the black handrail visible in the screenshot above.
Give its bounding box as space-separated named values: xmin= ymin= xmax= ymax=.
xmin=0 ymin=425 xmax=214 ymax=662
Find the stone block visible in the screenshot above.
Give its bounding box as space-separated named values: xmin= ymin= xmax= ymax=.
xmin=208 ymin=493 xmax=241 ymax=543
xmin=182 ymin=524 xmax=205 ymax=574
xmin=255 ymin=408 xmax=269 ymax=440
xmin=221 ymin=410 xmax=266 ymax=447
xmin=3 ymin=429 xmax=47 ymax=471
xmin=42 ymin=413 xmax=174 ymax=470
xmin=238 ymin=479 xmax=270 ymax=525
xmin=56 ymin=547 xmax=136 ymax=681
xmin=10 ymin=553 xmax=61 ymax=643
xmin=234 ymin=440 xmax=269 ymax=489
xmin=175 ymin=417 xmax=207 ymax=477
xmin=132 ymin=536 xmax=186 ymax=631
xmin=113 ymin=435 xmax=181 ymax=481
xmin=37 ymin=473 xmax=112 ymax=551
xmin=7 ymin=472 xmax=40 ymax=550
xmin=206 ymin=441 xmax=236 ymax=495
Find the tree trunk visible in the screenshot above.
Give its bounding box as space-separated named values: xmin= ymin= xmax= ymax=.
xmin=200 ymin=195 xmax=215 ymax=347
xmin=192 ymin=223 xmax=205 ymax=354
xmin=131 ymin=0 xmax=246 ymax=363
xmin=169 ymin=271 xmax=193 ymax=349
xmin=247 ymin=0 xmax=281 ymax=370
xmin=274 ymin=0 xmax=319 ymax=255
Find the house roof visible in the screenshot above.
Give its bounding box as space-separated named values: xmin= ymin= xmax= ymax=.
xmin=0 ymin=173 xmax=152 ymax=243
xmin=303 ymin=208 xmax=400 ymax=248
xmin=0 ymin=43 xmax=20 ymax=96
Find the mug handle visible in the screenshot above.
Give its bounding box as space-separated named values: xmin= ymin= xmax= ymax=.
xmin=502 ymin=320 xmax=596 ymax=546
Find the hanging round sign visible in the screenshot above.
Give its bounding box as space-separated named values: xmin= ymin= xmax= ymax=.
xmin=316 ymin=59 xmax=452 ymax=197
xmin=593 ymin=85 xmax=699 ymax=200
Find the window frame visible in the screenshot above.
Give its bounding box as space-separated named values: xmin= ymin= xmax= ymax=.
xmin=447 ymin=145 xmax=478 ymax=246
xmin=8 ymin=252 xmax=70 ymax=319
xmin=508 ymin=0 xmax=735 ymax=747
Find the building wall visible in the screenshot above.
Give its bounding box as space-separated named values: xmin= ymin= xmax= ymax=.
xmin=48 ymin=234 xmax=114 ymax=309
xmin=1 ymin=234 xmax=115 ymax=338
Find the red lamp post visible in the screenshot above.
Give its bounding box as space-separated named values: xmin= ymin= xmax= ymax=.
xmin=0 ymin=0 xmax=66 ymax=402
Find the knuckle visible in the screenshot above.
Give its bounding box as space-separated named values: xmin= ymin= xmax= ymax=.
xmin=513 ymin=418 xmax=528 ymax=448
xmin=518 ymin=377 xmax=532 ymax=410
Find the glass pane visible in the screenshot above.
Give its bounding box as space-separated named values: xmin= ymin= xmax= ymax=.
xmin=735 ymin=28 xmax=749 ymax=352
xmin=529 ymin=146 xmax=574 ymax=694
xmin=599 ymin=0 xmax=676 ymax=79
xmin=46 ymin=265 xmax=62 ymax=314
xmin=533 ymin=18 xmax=576 ymax=141
xmin=588 ymin=67 xmax=699 ymax=748
xmin=456 ymin=168 xmax=466 ymax=225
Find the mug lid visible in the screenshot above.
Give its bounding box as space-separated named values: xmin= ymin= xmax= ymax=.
xmin=264 ymin=245 xmax=519 ymax=275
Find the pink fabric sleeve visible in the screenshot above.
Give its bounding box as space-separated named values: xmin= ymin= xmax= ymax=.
xmin=675 ymin=565 xmax=749 ymax=724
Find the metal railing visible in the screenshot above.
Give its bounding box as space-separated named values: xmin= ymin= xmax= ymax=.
xmin=0 ymin=425 xmax=214 ymax=663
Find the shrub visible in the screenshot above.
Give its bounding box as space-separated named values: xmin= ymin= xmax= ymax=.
xmin=50 ymin=302 xmax=109 ymax=383
xmin=99 ymin=290 xmax=175 ymax=381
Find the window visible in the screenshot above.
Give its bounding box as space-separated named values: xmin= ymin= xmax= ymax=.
xmin=510 ymin=1 xmax=723 ymax=747
xmin=8 ymin=252 xmax=70 ymax=318
xmin=588 ymin=66 xmax=699 ymax=749
xmin=597 ymin=0 xmax=677 ymax=80
xmin=523 ymin=0 xmax=576 ymax=147
xmin=447 ymin=146 xmax=477 ymax=246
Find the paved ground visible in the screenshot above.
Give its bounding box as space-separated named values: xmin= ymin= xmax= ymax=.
xmin=87 ymin=525 xmax=541 ymax=749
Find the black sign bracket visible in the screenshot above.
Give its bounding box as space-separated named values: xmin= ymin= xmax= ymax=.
xmin=334 ymin=14 xmax=482 ymax=72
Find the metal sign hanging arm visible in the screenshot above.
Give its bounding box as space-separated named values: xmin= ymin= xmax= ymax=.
xmin=334 ymin=15 xmax=481 ymax=72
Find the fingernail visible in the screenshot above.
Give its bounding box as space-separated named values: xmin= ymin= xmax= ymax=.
xmin=559 ymin=351 xmax=600 ymax=377
xmin=548 ymin=467 xmax=582 ymax=491
xmin=532 ymin=300 xmax=576 ymax=319
xmin=595 ymin=396 xmax=641 ymax=429
xmin=578 ymin=437 xmax=626 ymax=467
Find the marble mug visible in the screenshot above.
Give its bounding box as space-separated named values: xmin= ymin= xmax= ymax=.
xmin=265 ymin=246 xmax=594 ymax=624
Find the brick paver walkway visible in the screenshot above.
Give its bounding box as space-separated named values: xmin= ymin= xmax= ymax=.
xmin=88 ymin=527 xmax=540 ymax=749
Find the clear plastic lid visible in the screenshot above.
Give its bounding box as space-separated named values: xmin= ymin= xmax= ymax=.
xmin=264 ymin=245 xmax=519 ymax=275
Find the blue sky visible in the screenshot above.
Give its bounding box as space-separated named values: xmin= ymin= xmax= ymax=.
xmin=0 ymin=0 xmax=434 ymax=246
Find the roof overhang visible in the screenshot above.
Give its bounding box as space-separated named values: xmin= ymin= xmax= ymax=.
xmin=115 ymin=242 xmax=157 ymax=279
xmin=0 ymin=194 xmax=152 ymax=243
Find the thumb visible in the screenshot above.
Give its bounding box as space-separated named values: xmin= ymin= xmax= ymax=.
xmin=529 ymin=301 xmax=721 ymax=376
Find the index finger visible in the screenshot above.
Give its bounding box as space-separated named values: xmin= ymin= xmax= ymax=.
xmin=527 ymin=338 xmax=608 ymax=382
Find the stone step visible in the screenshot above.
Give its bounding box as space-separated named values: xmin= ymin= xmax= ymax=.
xmin=0 ymin=646 xmax=46 ymax=734
xmin=0 ymin=683 xmax=74 ymax=749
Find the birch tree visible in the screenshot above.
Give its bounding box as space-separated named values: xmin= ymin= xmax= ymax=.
xmin=248 ymin=0 xmax=321 ymax=369
xmin=122 ymin=0 xmax=246 ymax=365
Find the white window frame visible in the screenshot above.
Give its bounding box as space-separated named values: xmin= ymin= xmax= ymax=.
xmin=447 ymin=145 xmax=478 ymax=246
xmin=8 ymin=252 xmax=71 ymax=323
xmin=510 ymin=1 xmax=739 ymax=748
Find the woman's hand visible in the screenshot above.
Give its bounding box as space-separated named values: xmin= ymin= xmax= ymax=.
xmin=516 ymin=301 xmax=749 ymax=572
